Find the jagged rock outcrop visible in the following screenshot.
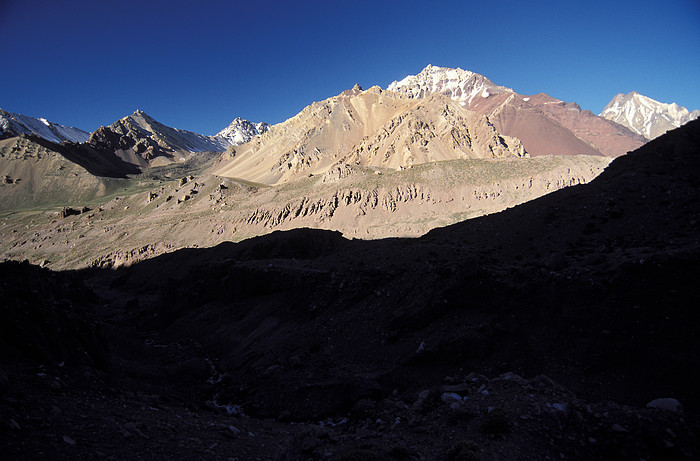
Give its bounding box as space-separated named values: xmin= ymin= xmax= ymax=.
xmin=216 ymin=117 xmax=270 ymax=145
xmin=236 ymin=156 xmax=608 ymax=235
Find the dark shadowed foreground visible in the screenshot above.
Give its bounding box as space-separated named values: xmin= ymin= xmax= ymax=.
xmin=2 ymin=121 xmax=700 ymax=459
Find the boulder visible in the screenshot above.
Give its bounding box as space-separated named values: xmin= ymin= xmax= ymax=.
xmin=646 ymin=398 xmax=683 ymax=414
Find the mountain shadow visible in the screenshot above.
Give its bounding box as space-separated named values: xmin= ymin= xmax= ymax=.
xmin=32 ymin=135 xmax=142 ymax=178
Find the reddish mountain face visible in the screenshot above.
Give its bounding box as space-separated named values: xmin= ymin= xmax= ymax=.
xmin=388 ymin=65 xmax=648 ymax=157
xmin=486 ymin=94 xmax=605 ymax=157
xmin=522 ymin=93 xmax=648 ymax=156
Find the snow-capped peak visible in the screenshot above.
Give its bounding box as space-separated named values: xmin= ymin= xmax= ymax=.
xmin=0 ymin=109 xmax=90 ymax=143
xmin=387 ymin=65 xmax=513 ymax=107
xmin=96 ymin=110 xmax=235 ymax=153
xmin=600 ymin=92 xmax=700 ymax=140
xmin=216 ymin=117 xmax=270 ymax=146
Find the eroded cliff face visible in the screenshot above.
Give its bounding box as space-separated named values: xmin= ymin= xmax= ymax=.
xmin=0 ymin=154 xmax=611 ymax=270
xmin=236 ymin=158 xmax=604 ymax=235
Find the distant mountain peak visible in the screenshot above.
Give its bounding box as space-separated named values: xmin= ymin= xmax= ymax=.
xmin=126 ymin=110 xmax=156 ymax=123
xmin=216 ymin=118 xmax=270 ymax=146
xmin=87 ymin=111 xmax=234 ymax=164
xmin=600 ymin=92 xmax=700 ymax=140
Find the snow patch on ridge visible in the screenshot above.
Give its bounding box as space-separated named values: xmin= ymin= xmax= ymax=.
xmin=0 ymin=109 xmax=90 ymax=143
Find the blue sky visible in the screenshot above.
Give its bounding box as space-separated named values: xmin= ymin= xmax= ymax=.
xmin=1 ymin=0 xmax=699 ymax=135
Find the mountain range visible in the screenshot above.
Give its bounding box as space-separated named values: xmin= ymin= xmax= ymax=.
xmin=1 ymin=66 xmax=698 ymax=232
xmin=2 ymin=65 xmax=700 ymax=459
xmin=3 ymin=66 xmax=697 ymax=166
xmin=2 ymin=65 xmax=698 ymax=263
xmin=212 ymin=85 xmax=526 ymax=185
xmin=1 ymin=108 xmax=270 ymax=167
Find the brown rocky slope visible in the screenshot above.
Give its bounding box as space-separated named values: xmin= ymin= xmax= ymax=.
xmin=0 ymin=134 xmax=142 ymax=210
xmin=211 ymin=85 xmax=526 ymax=185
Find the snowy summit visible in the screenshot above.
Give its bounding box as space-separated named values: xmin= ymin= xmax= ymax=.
xmin=216 ymin=118 xmax=270 ymax=146
xmin=387 ymin=64 xmax=513 ymax=107
xmin=600 ymin=91 xmax=700 ymax=140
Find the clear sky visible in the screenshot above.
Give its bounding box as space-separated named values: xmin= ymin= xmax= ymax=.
xmin=1 ymin=0 xmax=699 ymax=135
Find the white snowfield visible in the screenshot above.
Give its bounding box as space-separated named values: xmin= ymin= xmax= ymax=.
xmin=0 ymin=109 xmax=90 ymax=143
xmin=600 ymin=91 xmax=700 ymax=140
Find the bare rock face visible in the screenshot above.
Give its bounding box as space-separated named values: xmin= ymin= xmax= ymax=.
xmin=212 ymin=86 xmax=526 ymax=185
xmin=87 ymin=110 xmax=232 ymax=167
xmin=88 ymin=122 xmax=166 ymax=165
xmin=88 ymin=112 xmax=177 ymax=166
xmin=388 ymin=65 xmax=647 ymax=157
xmin=321 ymin=163 xmax=362 ymax=183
